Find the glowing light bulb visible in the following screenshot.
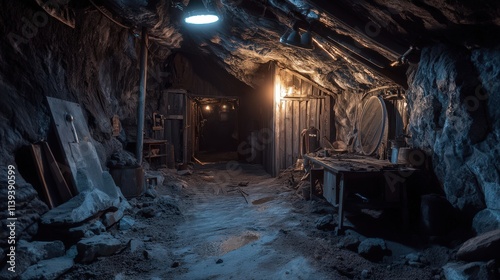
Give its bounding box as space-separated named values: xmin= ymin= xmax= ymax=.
xmin=185 ymin=15 xmax=219 ymax=25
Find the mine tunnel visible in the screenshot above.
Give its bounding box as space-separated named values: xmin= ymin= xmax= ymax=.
xmin=1 ymin=0 xmax=500 ymax=279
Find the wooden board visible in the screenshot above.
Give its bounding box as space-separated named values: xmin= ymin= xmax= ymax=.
xmin=299 ymin=100 xmax=307 ymax=155
xmin=31 ymin=144 xmax=55 ymax=209
xmin=41 ymin=142 xmax=73 ymax=201
xmin=292 ymin=100 xmax=300 ymax=164
xmin=359 ymin=96 xmax=387 ymax=155
xmin=322 ymin=93 xmax=331 ymax=146
xmin=285 ymin=99 xmax=293 ymax=168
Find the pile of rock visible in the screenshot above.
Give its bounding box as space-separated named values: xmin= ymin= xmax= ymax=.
xmin=443 ymin=229 xmax=500 ymax=279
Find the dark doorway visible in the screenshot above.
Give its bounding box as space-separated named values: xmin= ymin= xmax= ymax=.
xmin=195 ymin=97 xmax=239 ymax=163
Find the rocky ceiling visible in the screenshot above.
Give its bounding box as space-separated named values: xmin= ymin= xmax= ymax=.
xmin=39 ymin=0 xmax=500 ymax=91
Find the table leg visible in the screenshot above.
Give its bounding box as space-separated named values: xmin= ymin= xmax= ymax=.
xmin=336 ymin=174 xmax=345 ymax=235
xmin=148 ymin=144 xmax=151 ymax=165
xmin=400 ymin=182 xmax=409 ymax=230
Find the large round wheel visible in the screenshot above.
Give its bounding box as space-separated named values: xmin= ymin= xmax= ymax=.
xmin=359 ymin=96 xmax=387 ymax=155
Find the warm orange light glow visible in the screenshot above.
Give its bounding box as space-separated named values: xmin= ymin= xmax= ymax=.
xmin=205 ymin=105 xmax=211 ymax=111
xmin=274 ymin=74 xmax=282 ymax=103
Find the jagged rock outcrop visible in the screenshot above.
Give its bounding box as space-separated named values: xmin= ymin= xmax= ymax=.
xmin=407 ymin=44 xmax=500 ymax=228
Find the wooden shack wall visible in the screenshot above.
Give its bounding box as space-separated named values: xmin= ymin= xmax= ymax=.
xmin=273 ymin=68 xmax=335 ymax=175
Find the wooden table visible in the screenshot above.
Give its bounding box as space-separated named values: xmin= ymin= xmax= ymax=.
xmin=303 ymin=154 xmax=418 ymax=234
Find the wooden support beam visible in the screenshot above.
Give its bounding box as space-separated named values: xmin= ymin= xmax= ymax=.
xmin=136 ymin=27 xmax=148 ymax=164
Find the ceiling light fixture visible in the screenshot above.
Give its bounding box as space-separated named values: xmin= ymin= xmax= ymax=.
xmin=280 ymin=23 xmax=313 ymax=50
xmin=184 ymin=0 xmax=219 ymax=25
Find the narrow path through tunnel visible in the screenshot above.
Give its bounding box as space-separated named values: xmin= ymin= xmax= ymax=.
xmin=60 ymin=163 xmax=445 ymax=280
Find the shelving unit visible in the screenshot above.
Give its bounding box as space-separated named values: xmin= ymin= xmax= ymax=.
xmin=143 ymin=139 xmax=168 ymax=167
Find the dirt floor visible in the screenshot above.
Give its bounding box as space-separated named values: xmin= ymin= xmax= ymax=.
xmin=60 ymin=162 xmax=451 ymax=280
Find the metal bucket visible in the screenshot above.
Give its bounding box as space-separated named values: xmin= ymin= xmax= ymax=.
xmin=109 ymin=166 xmax=145 ymax=198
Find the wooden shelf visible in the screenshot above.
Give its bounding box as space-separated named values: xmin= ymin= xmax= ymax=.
xmin=143 ymin=139 xmax=169 ymax=168
xmin=145 ymin=154 xmax=168 ymax=158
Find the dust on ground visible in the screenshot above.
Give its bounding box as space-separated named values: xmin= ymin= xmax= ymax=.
xmin=61 ymin=163 xmax=449 ymax=280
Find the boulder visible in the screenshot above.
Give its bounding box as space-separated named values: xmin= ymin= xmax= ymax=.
xmin=20 ymin=256 xmax=74 ymax=280
xmin=357 ymin=238 xmax=389 ymax=262
xmin=119 ymin=215 xmax=135 ymax=231
xmin=315 ymin=214 xmax=334 ymax=230
xmin=68 ymin=220 xmax=106 ymax=239
xmin=76 ymin=233 xmax=125 ymax=263
xmin=338 ymin=235 xmax=360 ymax=251
xmin=405 ymin=253 xmax=428 ymax=267
xmin=456 ymin=229 xmax=500 ymax=262
xmin=41 ymin=188 xmax=119 ymax=225
xmin=102 ymin=208 xmax=125 ymax=228
xmin=442 ymin=262 xmax=491 ymax=280
xmin=473 ymin=209 xmax=500 ymax=234
xmin=18 ymin=240 xmax=66 ymax=263
xmin=0 ymin=240 xmax=65 ymax=279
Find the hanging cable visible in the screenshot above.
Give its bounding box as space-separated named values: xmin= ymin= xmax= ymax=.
xmin=89 ymin=0 xmax=131 ymax=29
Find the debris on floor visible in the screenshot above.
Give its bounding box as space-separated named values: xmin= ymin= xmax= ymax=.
xmin=4 ymin=163 xmax=499 ymax=280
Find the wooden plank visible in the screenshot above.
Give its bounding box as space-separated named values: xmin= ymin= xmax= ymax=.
xmin=299 ymin=100 xmax=307 ymax=156
xmin=312 ymin=87 xmax=320 ymax=128
xmin=279 ymin=101 xmax=286 ymax=171
xmin=42 ymin=142 xmax=74 ymax=201
xmin=323 ymin=93 xmax=331 ymax=145
xmin=284 ymin=70 xmax=294 ymax=90
xmin=292 ymin=100 xmax=300 ymax=164
xmin=172 ymin=120 xmax=181 ymax=163
xmin=30 ymin=144 xmax=55 ymax=209
xmin=302 ymin=81 xmax=312 ymax=97
xmin=274 ymin=71 xmax=282 ymax=175
xmin=283 ymin=68 xmax=338 ymax=96
xmin=293 ymin=75 xmax=301 ymax=95
xmin=285 ymin=100 xmax=293 ymax=168
xmin=309 ymin=98 xmax=318 ymax=128
xmin=166 ymin=115 xmax=183 ymax=120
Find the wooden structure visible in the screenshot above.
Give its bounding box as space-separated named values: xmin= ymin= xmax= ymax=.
xmin=143 ymin=139 xmax=169 ymax=167
xmin=159 ymin=89 xmax=190 ymax=164
xmin=30 ymin=142 xmax=73 ymax=208
xmin=272 ymin=68 xmax=336 ymax=175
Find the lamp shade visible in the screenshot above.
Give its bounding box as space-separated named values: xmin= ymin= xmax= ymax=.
xmin=184 ymin=0 xmax=219 ymax=24
xmin=286 ymin=30 xmax=301 ymax=45
xmin=280 ymin=28 xmax=314 ymax=50
xmin=300 ymin=31 xmax=313 ymax=49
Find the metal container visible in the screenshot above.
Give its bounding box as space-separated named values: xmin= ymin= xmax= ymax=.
xmin=391 ymin=147 xmax=399 ymax=164
xmin=109 ymin=166 xmax=145 ymax=198
xmin=397 ymin=147 xmax=412 ymax=165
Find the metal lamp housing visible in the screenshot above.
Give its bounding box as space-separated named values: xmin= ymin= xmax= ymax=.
xmin=280 ymin=28 xmax=314 ymax=50
xmin=184 ymin=0 xmax=219 ymax=24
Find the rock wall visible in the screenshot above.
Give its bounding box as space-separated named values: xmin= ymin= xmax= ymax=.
xmin=407 ymin=44 xmax=500 ymax=233
xmin=333 ymin=90 xmax=364 ymax=152
xmin=0 ymin=1 xmax=168 ymax=247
